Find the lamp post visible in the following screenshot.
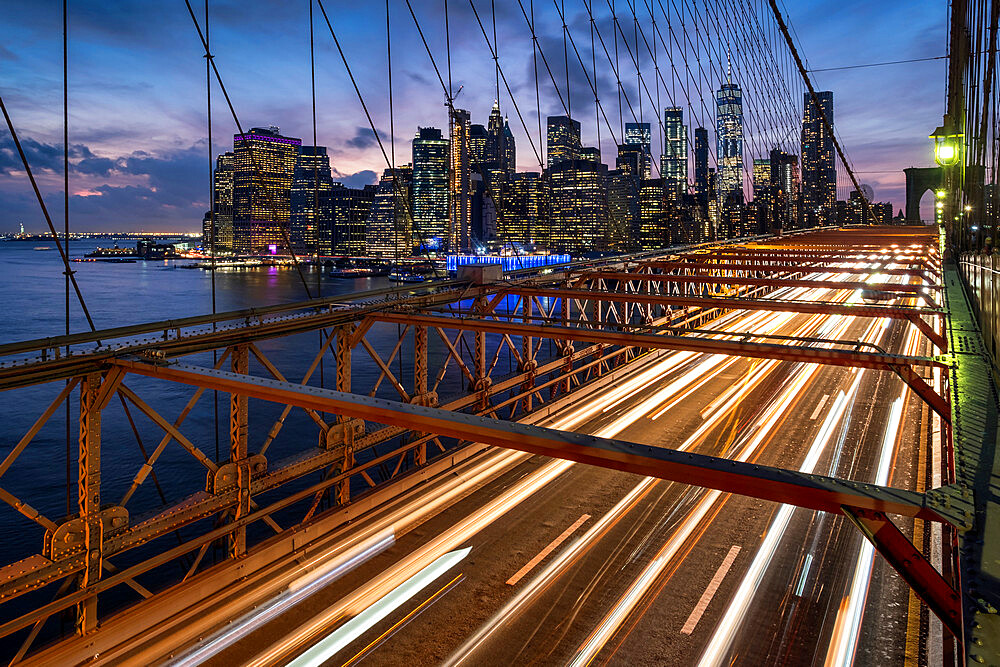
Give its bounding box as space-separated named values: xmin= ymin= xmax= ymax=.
xmin=931 ymin=117 xmax=964 ymax=250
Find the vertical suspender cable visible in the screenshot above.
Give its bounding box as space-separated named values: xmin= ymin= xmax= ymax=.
xmin=205 ymin=0 xmax=220 ymax=463
xmin=310 ymin=0 xmax=325 ymax=396
xmin=63 ymin=0 xmax=71 ymax=518
xmin=492 ymin=0 xmax=500 ymax=104
xmin=532 ymin=0 xmax=543 ymax=167
xmin=386 ymin=0 xmax=397 ymax=268
xmin=563 ymin=0 xmax=571 ymax=118
xmin=311 ymin=0 xmax=320 ymax=300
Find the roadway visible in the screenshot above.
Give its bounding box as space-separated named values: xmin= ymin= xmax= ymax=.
xmin=163 ymin=262 xmax=940 ymax=666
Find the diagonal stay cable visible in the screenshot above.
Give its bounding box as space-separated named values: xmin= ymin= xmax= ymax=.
xmin=182 ymin=0 xmax=314 ymax=300
xmin=0 ymin=94 xmax=97 ymax=335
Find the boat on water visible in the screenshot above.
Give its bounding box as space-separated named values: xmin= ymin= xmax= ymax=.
xmin=388 ymin=270 xmax=426 ymax=283
xmin=329 ymin=267 xmax=376 ymax=279
xmin=32 ymin=246 xmax=53 ymax=251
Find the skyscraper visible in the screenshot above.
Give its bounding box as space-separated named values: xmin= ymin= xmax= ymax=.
xmin=366 ymin=166 xmax=412 ymax=258
xmin=801 ymin=91 xmax=836 ymax=227
xmin=487 ymin=100 xmax=515 ymax=175
xmin=501 ymin=120 xmax=516 ymax=178
xmin=694 ymin=127 xmax=709 ymax=211
xmin=502 ymin=171 xmax=543 ymax=245
xmin=450 ymin=108 xmax=472 ymax=251
xmin=752 ymin=158 xmax=773 ymax=235
xmin=639 ymin=179 xmax=668 ymax=249
xmin=661 ymin=108 xmax=688 ymax=197
xmin=607 ymin=169 xmax=639 ymax=250
xmin=770 ymin=149 xmax=800 ymax=230
xmin=547 ymin=158 xmax=608 ymax=252
xmin=412 ymin=127 xmax=450 ymax=242
xmin=547 ymin=116 xmax=581 ymax=167
xmin=616 ymin=143 xmax=645 ymax=178
xmin=204 ymin=151 xmax=235 ymax=251
xmin=716 ymin=80 xmax=744 ymax=214
xmin=752 ymin=159 xmax=771 ymax=195
xmin=327 ymin=183 xmax=375 ymax=256
xmin=290 ymin=145 xmax=334 ymax=251
xmin=232 ymin=126 xmax=302 ymax=254
xmin=469 ymin=124 xmax=489 ymax=167
xmin=624 ymin=122 xmax=651 ymax=179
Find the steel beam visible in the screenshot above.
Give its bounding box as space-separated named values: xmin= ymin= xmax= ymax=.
xmin=506 ymin=288 xmax=948 ymax=352
xmin=370 ymin=312 xmax=941 ymax=370
xmin=369 ymin=312 xmax=951 ymax=422
xmin=414 ymin=325 xmax=428 ymax=465
xmin=585 ymin=272 xmax=938 ymax=295
xmin=335 ymin=325 xmax=354 ymax=505
xmin=698 ymin=250 xmax=940 ymax=272
xmin=843 ymin=506 xmax=961 ymax=638
xmin=637 ymin=260 xmax=934 ymax=279
xmin=109 ymin=358 xmax=958 ymax=526
xmin=77 ymin=374 xmax=102 ymax=635
xmin=229 ymin=345 xmax=249 ymax=558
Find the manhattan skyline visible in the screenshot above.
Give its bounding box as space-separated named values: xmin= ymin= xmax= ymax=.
xmin=0 ymin=0 xmax=946 ymax=231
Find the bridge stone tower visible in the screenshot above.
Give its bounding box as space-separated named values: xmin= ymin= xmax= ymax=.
xmin=904 ymin=167 xmax=944 ymax=224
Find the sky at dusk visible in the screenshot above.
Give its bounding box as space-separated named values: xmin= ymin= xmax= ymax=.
xmin=0 ymin=0 xmax=948 ymax=233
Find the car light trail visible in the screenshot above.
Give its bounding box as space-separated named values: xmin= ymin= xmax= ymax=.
xmin=249 ymin=457 xmax=575 ymax=667
xmin=286 ymin=547 xmax=471 ymax=667
xmin=443 ymin=477 xmax=658 ymax=666
xmin=697 ymin=378 xmax=862 ymax=667
xmin=697 ymin=313 xmax=898 ymax=666
xmin=169 ymin=529 xmax=395 ymax=667
xmin=568 ymin=300 xmax=869 ymax=665
xmin=268 ymin=267 xmax=908 ymax=666
xmin=823 ymin=324 xmax=918 ymax=666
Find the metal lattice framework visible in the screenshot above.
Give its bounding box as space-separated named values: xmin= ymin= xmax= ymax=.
xmin=0 ymin=227 xmax=971 ymax=661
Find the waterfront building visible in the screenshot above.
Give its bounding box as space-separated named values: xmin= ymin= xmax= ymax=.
xmin=624 ymin=122 xmax=651 ymax=179
xmin=366 ymin=166 xmax=413 ymax=258
xmin=660 ymin=108 xmax=688 ymax=197
xmin=716 ymin=79 xmax=744 ymax=213
xmin=547 ymin=116 xmax=581 ymax=168
xmin=289 ymin=145 xmax=334 ymax=251
xmin=326 ymin=183 xmax=376 ymax=256
xmin=203 ymin=151 xmax=235 ymax=252
xmin=450 ymin=108 xmax=472 ymax=252
xmin=232 ymin=126 xmax=302 ymax=254
xmin=412 ymin=127 xmax=450 ymax=244
xmin=802 ymin=91 xmax=836 ymax=227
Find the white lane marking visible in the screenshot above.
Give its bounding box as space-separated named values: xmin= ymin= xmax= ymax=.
xmin=809 ymin=394 xmax=831 ymax=420
xmin=681 ymin=545 xmax=741 ymax=635
xmin=506 ymin=514 xmax=591 ymax=586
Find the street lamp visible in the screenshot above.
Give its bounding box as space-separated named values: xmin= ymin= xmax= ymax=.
xmin=930 ymin=123 xmax=963 ymax=167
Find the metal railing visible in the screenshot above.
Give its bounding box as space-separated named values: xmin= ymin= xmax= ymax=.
xmin=959 ymin=252 xmax=1000 ymax=366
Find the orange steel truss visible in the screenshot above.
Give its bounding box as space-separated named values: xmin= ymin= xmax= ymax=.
xmin=0 ymin=227 xmax=968 ymax=658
